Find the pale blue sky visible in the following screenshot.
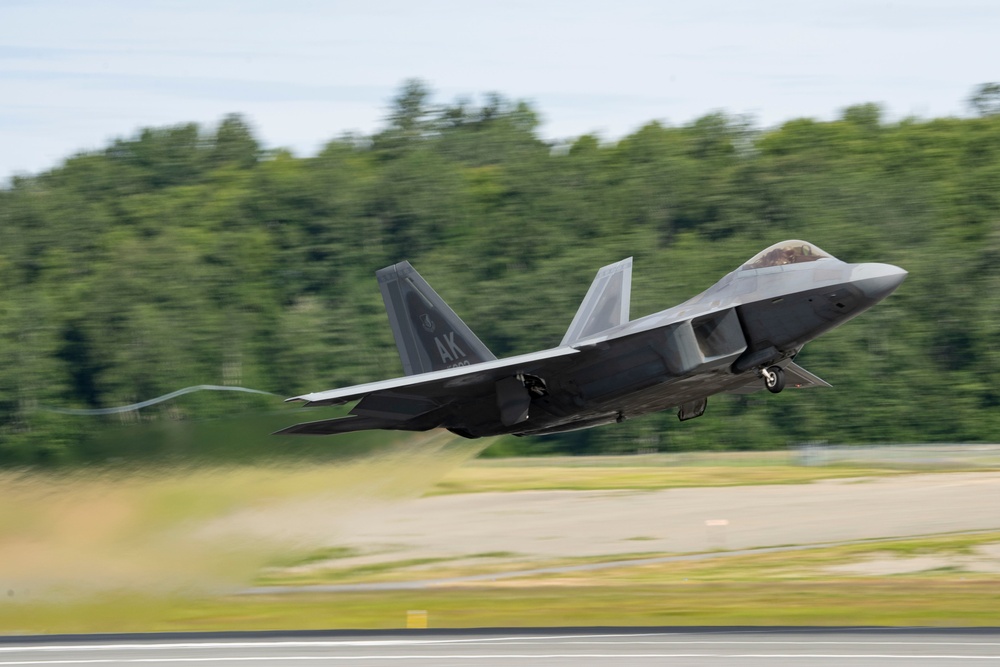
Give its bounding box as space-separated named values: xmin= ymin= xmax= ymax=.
xmin=1 ymin=0 xmax=997 ymax=179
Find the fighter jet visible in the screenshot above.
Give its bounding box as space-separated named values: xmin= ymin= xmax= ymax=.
xmin=278 ymin=240 xmax=906 ymax=438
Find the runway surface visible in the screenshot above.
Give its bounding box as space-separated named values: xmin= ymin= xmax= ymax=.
xmin=3 ymin=628 xmax=1000 ymax=666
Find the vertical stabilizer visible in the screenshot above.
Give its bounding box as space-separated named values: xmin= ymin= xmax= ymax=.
xmin=376 ymin=262 xmax=497 ymax=375
xmin=561 ymin=257 xmax=633 ymax=346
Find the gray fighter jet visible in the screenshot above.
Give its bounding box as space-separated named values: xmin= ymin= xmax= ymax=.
xmin=278 ymin=240 xmax=906 ymax=438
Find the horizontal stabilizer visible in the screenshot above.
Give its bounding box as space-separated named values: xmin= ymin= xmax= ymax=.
xmin=561 ymin=257 xmax=632 ymax=346
xmin=273 ymin=415 xmax=398 ymax=436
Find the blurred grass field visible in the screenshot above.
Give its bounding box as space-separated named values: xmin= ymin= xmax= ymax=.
xmin=0 ymin=432 xmax=485 ymax=596
xmin=6 ymin=541 xmax=1000 ymax=633
xmin=429 ymin=459 xmax=905 ymax=495
xmin=2 ymin=440 xmax=999 ymax=633
xmin=250 ymin=531 xmax=1000 ymax=589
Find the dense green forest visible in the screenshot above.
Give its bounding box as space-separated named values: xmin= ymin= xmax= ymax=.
xmin=1 ymin=81 xmax=999 ymax=465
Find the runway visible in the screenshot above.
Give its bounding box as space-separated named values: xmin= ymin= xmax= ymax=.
xmin=3 ymin=628 xmax=1000 ymax=666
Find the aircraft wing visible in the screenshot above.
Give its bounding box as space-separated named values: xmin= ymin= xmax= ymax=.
xmin=276 ymin=346 xmax=581 ymax=435
xmin=725 ymin=362 xmax=832 ymax=394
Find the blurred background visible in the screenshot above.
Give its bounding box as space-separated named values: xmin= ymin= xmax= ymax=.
xmin=1 ymin=75 xmax=998 ymax=463
xmin=1 ymin=0 xmax=999 ymax=631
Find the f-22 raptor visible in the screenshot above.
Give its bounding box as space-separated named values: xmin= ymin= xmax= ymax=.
xmin=279 ymin=240 xmax=906 ymax=438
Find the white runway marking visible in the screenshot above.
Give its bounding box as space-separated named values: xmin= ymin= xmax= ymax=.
xmin=5 ymin=637 xmax=1000 ymax=652
xmin=3 ymin=653 xmax=1000 ymax=664
xmin=4 ymin=633 xmax=1000 ymax=665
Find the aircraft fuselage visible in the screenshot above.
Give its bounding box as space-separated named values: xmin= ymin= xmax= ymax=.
xmin=280 ymin=241 xmax=907 ymax=439
xmin=446 ymin=259 xmax=906 ymax=437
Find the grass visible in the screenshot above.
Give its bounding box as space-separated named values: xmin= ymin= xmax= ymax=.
xmin=0 ymin=431 xmax=484 ymax=597
xmin=4 ymin=580 xmax=1000 ymax=634
xmin=254 ymin=552 xmax=633 ymax=587
xmin=2 ymin=440 xmax=999 ymax=634
xmin=429 ymin=462 xmax=907 ymax=495
xmin=6 ymin=531 xmax=994 ymax=632
xmin=256 ymin=551 xmax=529 ymax=587
xmin=264 ymin=546 xmax=361 ymax=569
xmin=533 ymin=532 xmax=1000 ymax=585
xmin=251 ymin=531 xmax=1000 ymax=588
xmin=256 ymin=557 xmax=461 ymax=586
xmin=428 ymin=447 xmax=1000 ymax=495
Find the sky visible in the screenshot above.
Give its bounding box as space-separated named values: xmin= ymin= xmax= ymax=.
xmin=1 ymin=0 xmax=998 ymax=180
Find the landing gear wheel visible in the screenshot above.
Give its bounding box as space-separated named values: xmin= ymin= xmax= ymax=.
xmin=763 ymin=365 xmax=785 ymax=394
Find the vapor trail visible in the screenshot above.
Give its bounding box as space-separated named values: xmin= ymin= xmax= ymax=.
xmin=44 ymin=385 xmax=277 ymax=415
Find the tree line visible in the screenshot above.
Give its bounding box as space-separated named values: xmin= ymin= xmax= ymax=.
xmin=1 ymin=80 xmax=998 ymax=464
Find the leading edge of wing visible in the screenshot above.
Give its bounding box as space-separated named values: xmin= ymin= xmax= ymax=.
xmin=286 ymin=346 xmax=581 ymax=407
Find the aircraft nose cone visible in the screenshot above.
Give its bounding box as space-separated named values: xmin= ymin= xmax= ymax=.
xmin=851 ymin=263 xmax=908 ymax=302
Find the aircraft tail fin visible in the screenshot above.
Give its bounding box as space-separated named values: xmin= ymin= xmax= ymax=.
xmin=561 ymin=257 xmax=633 ymax=346
xmin=376 ymin=261 xmax=497 ymax=375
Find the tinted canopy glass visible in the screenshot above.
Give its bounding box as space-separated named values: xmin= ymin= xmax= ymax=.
xmin=741 ymin=240 xmax=833 ymax=270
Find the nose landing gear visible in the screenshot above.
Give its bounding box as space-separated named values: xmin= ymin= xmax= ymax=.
xmin=761 ymin=365 xmax=785 ymax=393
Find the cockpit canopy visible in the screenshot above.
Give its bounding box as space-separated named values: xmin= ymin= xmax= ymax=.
xmin=741 ymin=240 xmax=834 ymax=271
